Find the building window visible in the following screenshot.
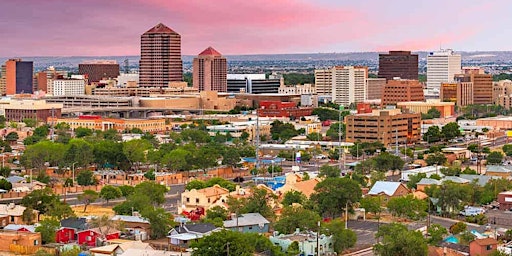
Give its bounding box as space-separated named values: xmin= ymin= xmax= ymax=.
xmin=10 ymin=216 xmax=14 ymax=223
xmin=486 ymin=245 xmax=493 ymax=250
xmin=186 ymin=197 xmax=189 ymax=203
xmin=196 ymin=198 xmax=199 ymax=204
xmin=34 ymin=240 xmax=39 ymax=245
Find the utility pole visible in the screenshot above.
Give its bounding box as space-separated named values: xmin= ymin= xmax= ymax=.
xmin=338 ymin=105 xmax=343 ymax=173
xmin=316 ymin=221 xmax=320 ymax=256
xmin=226 ymin=242 xmax=230 ymax=256
xmin=255 ymin=114 xmax=260 ymax=171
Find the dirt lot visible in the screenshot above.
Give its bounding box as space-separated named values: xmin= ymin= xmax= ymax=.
xmin=72 ymin=205 xmax=115 ymax=217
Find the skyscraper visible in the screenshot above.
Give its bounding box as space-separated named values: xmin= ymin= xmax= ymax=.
xmin=426 ymin=49 xmax=461 ymax=97
xmin=139 ymin=23 xmax=183 ymax=87
xmin=4 ymin=59 xmax=33 ymax=95
xmin=331 ymin=66 xmax=367 ymax=106
xmin=378 ymin=51 xmax=418 ymax=80
xmin=314 ymin=69 xmax=333 ymax=97
xmin=193 ymin=47 xmax=227 ymax=92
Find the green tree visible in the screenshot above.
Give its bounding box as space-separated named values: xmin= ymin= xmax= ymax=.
xmin=21 ymin=141 xmax=65 ymax=170
xmin=286 ymin=241 xmax=300 ymax=255
xmin=449 ymin=221 xmax=467 ymax=235
xmin=306 ymin=132 xmax=322 ymax=141
xmin=134 ymin=181 xmax=167 ymax=206
xmin=487 ymin=151 xmax=504 ymax=165
xmin=318 ymin=164 xmax=340 ymax=178
xmin=74 ymin=127 xmax=93 ymax=138
xmin=99 ymin=185 xmax=122 ymax=204
xmin=22 ymin=207 xmax=35 ymax=224
xmin=35 ymin=218 xmax=60 ymax=244
xmin=407 ymin=173 xmax=427 ymax=189
xmin=205 ymin=206 xmax=229 ymax=220
xmin=5 ymin=131 xmax=19 ymax=143
xmin=387 ymin=195 xmax=427 ymax=220
xmin=93 ymin=140 xmax=128 ymax=169
xmin=426 ymin=152 xmax=447 ymax=166
xmin=310 ymin=177 xmax=362 ymax=218
xmin=0 ymin=179 xmax=12 ymax=190
xmin=23 ymin=118 xmax=37 ymax=128
xmin=0 ymin=166 xmax=13 ymax=178
xmin=144 ymin=170 xmax=156 ymax=180
xmin=282 ymin=191 xmax=307 ymax=206
xmin=374 ymin=223 xmax=428 ymax=256
xmin=163 ymin=148 xmax=192 ymax=171
xmin=322 ymin=219 xmax=357 ymax=254
xmin=459 ymin=230 xmax=475 ymax=245
xmin=240 ymin=131 xmax=250 ymax=141
xmin=123 ymin=139 xmax=152 ymax=170
xmin=77 ymin=190 xmax=98 ymax=213
xmin=76 ymin=170 xmax=96 ymax=186
xmin=222 ymin=147 xmax=241 ymax=166
xmin=326 ymin=122 xmax=345 ymax=141
xmin=118 ymin=185 xmax=135 ymax=197
xmin=423 ymin=126 xmax=442 ymax=143
xmin=64 ymin=139 xmax=94 ymax=168
xmin=141 ymin=207 xmax=174 ymax=239
xmin=441 ymin=122 xmax=461 ymax=141
xmin=274 ymin=206 xmax=321 ymax=234
xmin=243 ymin=187 xmax=275 ymax=219
xmin=0 ymin=115 xmax=5 ymax=128
xmin=503 ymin=144 xmax=512 ymax=156
xmin=190 ymin=229 xmax=254 ymax=256
xmin=360 ymin=196 xmax=382 ymax=217
xmin=186 ymin=180 xmax=206 ymax=190
xmin=312 ymin=108 xmax=349 ymax=121
xmin=427 ymin=224 xmax=448 ymax=245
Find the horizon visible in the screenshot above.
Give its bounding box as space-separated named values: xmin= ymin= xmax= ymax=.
xmin=1 ymin=0 xmax=512 ymax=56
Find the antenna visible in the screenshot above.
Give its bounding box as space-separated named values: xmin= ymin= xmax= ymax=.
xmin=124 ymin=59 xmax=129 ymax=73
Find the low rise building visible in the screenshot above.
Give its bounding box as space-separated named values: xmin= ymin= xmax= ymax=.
xmin=345 ymin=108 xmax=421 ymax=145
xmin=270 ymin=231 xmax=334 ymax=256
xmin=485 ymin=166 xmax=512 ymax=178
xmin=179 ymin=185 xmax=230 ymax=214
xmin=276 ymin=173 xmax=320 ymax=198
xmin=48 ymin=115 xmax=166 ymax=133
xmin=469 ymin=238 xmax=498 ymax=256
xmin=367 ymin=181 xmax=410 ymax=202
xmin=223 ymin=213 xmax=270 ymax=233
xmin=0 ymin=99 xmax=62 ymax=122
xmin=0 ymin=230 xmax=41 ymax=254
xmin=167 ymin=223 xmax=219 ymax=248
xmin=397 ymin=99 xmax=455 ymax=118
xmin=206 ymin=121 xmax=271 ymax=142
xmin=497 ymin=191 xmax=512 ymax=210
xmin=257 ymin=101 xmax=313 ymax=118
xmin=111 ymin=215 xmax=151 ymax=240
xmin=0 ymin=203 xmax=38 ymax=226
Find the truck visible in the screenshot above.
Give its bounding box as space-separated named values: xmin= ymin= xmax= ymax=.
xmin=459 ymin=206 xmax=486 ymax=217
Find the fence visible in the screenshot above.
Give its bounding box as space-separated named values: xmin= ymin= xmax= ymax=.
xmin=9 ymin=244 xmax=40 ymax=255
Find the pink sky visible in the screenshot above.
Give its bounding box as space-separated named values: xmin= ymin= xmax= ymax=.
xmin=0 ymin=0 xmax=510 ymax=56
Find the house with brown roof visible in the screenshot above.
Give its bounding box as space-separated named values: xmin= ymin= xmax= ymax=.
xmin=469 ymin=238 xmax=498 ymax=256
xmin=0 ymin=203 xmax=38 ymax=226
xmin=367 ymin=181 xmax=410 ymax=203
xmin=179 ymin=184 xmax=230 ymax=214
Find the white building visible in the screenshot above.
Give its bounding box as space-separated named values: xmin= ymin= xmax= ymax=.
xmin=331 ymin=66 xmax=367 ymax=106
xmin=117 ymin=73 xmax=139 ymax=87
xmin=52 ymin=79 xmax=86 ymax=96
xmin=278 ymin=84 xmax=316 ymax=95
xmin=426 ymin=49 xmax=461 ymax=97
xmin=314 ymin=69 xmax=332 ymax=97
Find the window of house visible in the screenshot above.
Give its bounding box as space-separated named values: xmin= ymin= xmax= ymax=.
xmin=195 ymin=198 xmax=199 ymax=204
xmin=34 ymin=240 xmax=39 ymax=245
xmin=486 ymin=245 xmax=493 ymax=250
xmin=186 ymin=197 xmax=190 ymax=203
xmin=10 ymin=216 xmax=14 ymax=222
xmin=248 ymin=226 xmax=253 ymax=230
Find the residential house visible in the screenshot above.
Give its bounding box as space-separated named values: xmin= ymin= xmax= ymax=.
xmin=368 ymin=181 xmax=410 ymax=202
xmin=167 ymin=223 xmax=220 ymax=248
xmin=77 ymin=227 xmax=120 ymax=247
xmin=5 ymin=176 xmax=24 ymax=184
xmin=485 ymin=166 xmax=512 ymax=178
xmin=428 ymin=245 xmax=468 ymax=256
xmin=121 ymin=248 xmax=178 ymax=256
xmin=270 ymin=231 xmax=334 ymax=256
xmin=469 ymin=238 xmax=498 ymax=256
xmin=111 ymin=215 xmax=151 ymax=239
xmin=223 ymin=213 xmax=270 ymax=233
xmin=0 ymin=203 xmax=38 ymax=226
xmin=416 ymin=178 xmax=441 ymax=192
xmin=442 ymin=176 xmax=470 ymax=184
xmin=276 ymin=173 xmax=320 ymax=198
xmin=0 ymin=230 xmax=41 ymax=254
xmin=90 ymin=240 xmax=153 ymax=256
xmin=56 ymin=217 xmax=88 ymax=243
xmin=401 ymin=166 xmax=443 ymax=181
xmin=179 ymin=185 xmax=230 ymax=214
xmin=498 ymin=191 xmax=512 ymax=210
xmin=459 ymin=174 xmax=500 ymax=187
xmin=11 ymin=181 xmax=46 ymax=192
xmin=3 ymin=224 xmax=36 ymax=233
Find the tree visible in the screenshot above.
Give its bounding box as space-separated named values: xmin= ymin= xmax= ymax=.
xmin=64 ymin=139 xmax=94 ymax=168
xmin=22 ymin=207 xmax=35 ymax=224
xmin=374 ymin=223 xmax=428 ymax=256
xmin=359 ymin=197 xmax=382 ymax=217
xmin=205 ymin=206 xmax=229 ymax=221
xmin=441 ymin=122 xmax=461 ymax=141
xmin=387 ymin=195 xmax=427 ymax=220
xmin=243 ymin=187 xmax=275 ymax=219
xmin=77 ymin=190 xmax=98 ymax=213
xmin=310 ymin=178 xmax=362 ymax=218
xmin=141 ymin=207 xmax=174 ymax=239
xmin=459 ymin=230 xmax=475 ymax=245
xmin=449 ymin=221 xmax=467 ymax=235
xmin=144 ymin=170 xmax=156 ymax=180
xmin=423 ymin=126 xmax=442 ymax=143
xmin=286 ymin=241 xmax=300 ymax=255
xmin=123 ymin=139 xmax=152 ymax=170
xmin=134 ymin=181 xmax=167 ymax=206
xmin=427 ymin=224 xmax=448 ymax=245
xmin=487 ymin=151 xmax=504 ymax=165
xmin=4 ymin=131 xmax=18 ymax=143
xmin=74 ymin=127 xmax=93 ymax=138
xmin=274 ymin=206 xmax=321 ymax=234
xmin=267 ymin=165 xmax=283 ymax=174
xmin=282 ymin=191 xmax=307 ymax=206
xmin=407 ymin=173 xmax=427 ymax=189
xmin=426 ymin=152 xmax=447 ymax=166
xmin=306 ymin=132 xmax=322 ymax=141
xmin=322 ymin=219 xmax=357 ymax=254
xmin=421 ymin=108 xmax=441 ymax=120
xmin=21 ymin=141 xmax=65 ymax=170
xmin=93 ymin=140 xmax=128 ymax=169
xmin=318 ymin=164 xmax=340 ymax=178
xmin=35 ymin=218 xmax=60 ymax=244
xmin=21 ymin=188 xmax=60 ymax=218
xmin=99 ymin=185 xmax=122 ymax=205
xmin=326 ymin=122 xmax=345 ymax=141
xmin=118 ymin=185 xmax=135 ymax=197
xmin=222 ymin=147 xmax=241 ymax=167
xmin=185 ymin=180 xmax=206 ymax=190
xmin=0 ymin=179 xmax=12 ymax=190
xmin=23 ymin=118 xmax=37 ymax=128
xmin=190 ymin=229 xmax=254 ymax=256
xmin=76 ymin=170 xmax=96 ymax=186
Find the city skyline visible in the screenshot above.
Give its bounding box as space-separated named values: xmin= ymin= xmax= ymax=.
xmin=1 ymin=0 xmax=511 ymax=57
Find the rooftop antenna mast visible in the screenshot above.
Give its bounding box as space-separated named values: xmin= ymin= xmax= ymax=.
xmin=124 ymin=59 xmax=129 ymax=73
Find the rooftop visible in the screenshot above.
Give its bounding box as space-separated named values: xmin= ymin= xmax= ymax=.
xmin=144 ymin=23 xmax=176 ymax=34
xmin=223 ymin=213 xmax=270 ymax=228
xmin=111 ymin=215 xmax=150 ymax=224
xmin=368 ymin=181 xmax=404 ymax=196
xmin=198 ymin=46 xmax=222 ymax=57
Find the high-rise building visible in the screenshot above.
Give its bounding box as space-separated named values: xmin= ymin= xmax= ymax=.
xmin=454 ymin=73 xmax=493 ymax=105
xmin=345 ymin=108 xmax=421 ymax=145
xmin=78 ymin=60 xmax=119 ymax=84
xmin=378 ymin=51 xmax=418 ymax=80
xmin=426 ymin=49 xmax=461 ymax=97
xmin=52 ymin=79 xmax=86 ymax=96
xmin=0 ymin=64 xmax=6 ymax=95
xmin=382 ymin=79 xmax=424 ymax=106
xmin=3 ymin=59 xmax=33 ymax=95
xmin=440 ymin=82 xmax=473 ymax=107
xmin=331 ymin=66 xmax=367 ymax=106
xmin=494 ymin=80 xmax=512 ymax=109
xmin=193 ymin=47 xmax=227 ymax=92
xmin=314 ymin=69 xmax=332 ymax=97
xmin=226 ymin=74 xmax=281 ymax=94
xmin=139 ymin=23 xmax=183 ymax=87
xmin=366 ymin=78 xmax=386 ymax=100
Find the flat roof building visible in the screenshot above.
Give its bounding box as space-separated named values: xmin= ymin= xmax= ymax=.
xmin=366 ymin=78 xmax=386 ymax=100
xmin=426 ymin=49 xmax=461 ymax=97
xmin=378 ymin=51 xmax=418 ymax=81
xmin=78 ymin=60 xmax=119 ymax=84
xmin=4 ymin=59 xmax=33 ymax=95
xmin=382 ymin=79 xmax=424 ymax=106
xmin=227 ymin=74 xmax=281 ymax=94
xmin=397 ymin=99 xmax=455 ymax=118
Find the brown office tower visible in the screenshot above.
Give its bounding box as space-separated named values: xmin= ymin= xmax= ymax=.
xmin=78 ymin=60 xmax=119 ymax=83
xmin=366 ymin=78 xmax=386 ymax=100
xmin=440 ymin=82 xmax=473 ymax=106
xmin=193 ymin=47 xmax=227 ymax=92
xmin=4 ymin=59 xmax=33 ymax=95
xmin=382 ymin=79 xmax=424 ymax=106
xmin=345 ymin=108 xmax=421 ymax=145
xmin=455 ymin=73 xmax=492 ymax=105
xmin=139 ymin=23 xmax=183 ymax=87
xmin=378 ymin=51 xmax=418 ymax=80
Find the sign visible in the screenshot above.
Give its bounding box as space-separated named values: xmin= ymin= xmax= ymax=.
xmin=295 ymin=152 xmax=301 ymax=163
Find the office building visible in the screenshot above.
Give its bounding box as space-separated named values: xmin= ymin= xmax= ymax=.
xmin=0 ymin=99 xmax=62 ymax=122
xmin=494 ymin=80 xmax=512 ymax=110
xmin=366 ymin=78 xmax=386 ymax=100
xmin=35 ymin=67 xmax=68 ymax=94
xmin=345 ymin=109 xmax=421 ymax=145
xmin=257 ymin=101 xmax=313 ymax=118
xmin=397 ymin=99 xmax=455 ymax=118
xmin=378 ymin=51 xmax=418 ymax=80
xmin=440 ymin=82 xmax=473 ymax=107
xmin=314 ymin=69 xmax=332 ymax=97
xmin=462 ymin=67 xmax=484 ymax=75
xmin=48 ymin=116 xmax=166 ymax=133
xmin=227 ymin=74 xmax=281 ymax=94
xmin=78 ymin=60 xmax=119 ymax=84
xmin=193 ymin=47 xmax=227 ymax=92
xmin=331 ymin=66 xmax=367 ymax=106
xmin=3 ymin=59 xmax=33 ymax=95
xmin=382 ymin=79 xmax=424 ymax=106
xmin=52 ymin=79 xmax=86 ymax=96
xmin=139 ymin=23 xmax=182 ymax=87
xmin=278 ymin=84 xmax=316 ymax=95
xmin=426 ymin=49 xmax=461 ymax=97
xmin=454 ymin=73 xmax=493 ymax=105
